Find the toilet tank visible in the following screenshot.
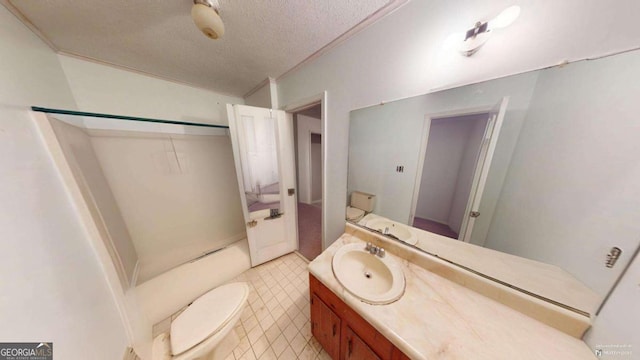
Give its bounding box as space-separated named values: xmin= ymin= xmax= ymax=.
xmin=350 ymin=191 xmax=375 ymax=212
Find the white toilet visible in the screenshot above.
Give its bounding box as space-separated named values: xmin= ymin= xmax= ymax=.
xmin=153 ymin=282 xmax=249 ymax=360
xmin=346 ymin=191 xmax=375 ymax=222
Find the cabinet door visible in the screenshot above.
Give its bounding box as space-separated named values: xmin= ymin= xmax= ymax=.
xmin=311 ymin=294 xmax=341 ymax=359
xmin=345 ymin=327 xmax=381 ymax=360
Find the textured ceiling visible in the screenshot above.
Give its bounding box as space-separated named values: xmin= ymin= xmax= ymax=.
xmin=9 ymin=0 xmax=391 ymax=96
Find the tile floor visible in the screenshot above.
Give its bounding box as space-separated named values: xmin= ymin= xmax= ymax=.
xmin=153 ymin=252 xmax=330 ymax=360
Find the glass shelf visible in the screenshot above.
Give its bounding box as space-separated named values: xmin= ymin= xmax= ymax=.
xmin=31 ymin=106 xmax=229 ymax=129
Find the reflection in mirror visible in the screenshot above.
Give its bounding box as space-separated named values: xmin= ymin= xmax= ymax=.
xmin=347 ymin=48 xmax=640 ymax=316
xmin=413 ymin=113 xmax=489 ymax=240
xmin=235 ymin=113 xmax=282 ymax=213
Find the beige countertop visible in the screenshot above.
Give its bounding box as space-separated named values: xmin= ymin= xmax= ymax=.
xmin=357 ymin=214 xmax=601 ymax=316
xmin=308 ymin=232 xmax=596 ymax=360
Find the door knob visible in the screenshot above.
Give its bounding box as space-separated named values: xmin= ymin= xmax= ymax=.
xmin=247 ymin=220 xmax=258 ymax=228
xmin=470 ymin=211 xmax=480 ymax=218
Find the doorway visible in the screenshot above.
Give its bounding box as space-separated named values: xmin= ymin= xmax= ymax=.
xmin=412 ymin=112 xmax=490 ymax=239
xmin=293 ymin=105 xmax=323 ymax=260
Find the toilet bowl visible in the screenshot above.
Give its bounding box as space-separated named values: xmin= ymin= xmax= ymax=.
xmin=346 ymin=191 xmax=375 ymax=223
xmin=346 ymin=206 xmax=365 ymax=222
xmin=153 ymin=282 xmax=249 ymax=360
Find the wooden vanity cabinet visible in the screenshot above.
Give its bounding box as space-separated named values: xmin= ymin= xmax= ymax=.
xmin=345 ymin=327 xmax=380 ymax=359
xmin=311 ymin=293 xmax=341 ymax=359
xmin=310 ymin=274 xmax=410 ymax=360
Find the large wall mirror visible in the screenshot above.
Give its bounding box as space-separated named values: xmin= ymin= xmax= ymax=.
xmin=347 ymin=48 xmax=640 ymax=316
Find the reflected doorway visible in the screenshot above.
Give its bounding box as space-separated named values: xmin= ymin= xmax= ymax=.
xmin=293 ymin=105 xmax=323 ymax=260
xmin=412 ymin=113 xmax=489 ymax=239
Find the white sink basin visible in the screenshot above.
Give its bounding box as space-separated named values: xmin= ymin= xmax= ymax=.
xmin=365 ymin=218 xmax=418 ymax=245
xmin=332 ymin=243 xmax=405 ymax=305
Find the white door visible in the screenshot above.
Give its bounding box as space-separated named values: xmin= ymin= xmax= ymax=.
xmin=459 ymin=97 xmax=509 ymax=242
xmin=227 ymin=104 xmax=297 ymax=266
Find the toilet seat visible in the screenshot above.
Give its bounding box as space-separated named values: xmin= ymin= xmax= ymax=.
xmin=346 ymin=206 xmax=365 ymax=222
xmin=170 ymin=283 xmax=249 ymax=357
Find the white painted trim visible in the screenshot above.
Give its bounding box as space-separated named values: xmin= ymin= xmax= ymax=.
xmin=304 ymin=129 xmax=314 ymax=204
xmin=32 ymin=112 xmax=135 ymax=343
xmin=269 ymin=79 xmax=279 ymax=110
xmin=282 ymin=111 xmax=299 ymax=252
xmin=309 ymin=131 xmax=322 ymax=204
xmin=410 ymin=105 xmax=498 ymax=241
xmin=425 ymin=106 xmax=494 ymax=120
xmin=408 ymin=116 xmax=430 ymax=225
xmin=226 ymin=105 xmax=252 ymax=220
xmin=281 ymin=92 xmax=324 ymax=113
xmin=280 ymin=91 xmax=328 ymax=249
xmin=460 ymin=97 xmax=510 ymax=243
xmin=130 ymin=261 xmax=140 ymax=288
xmin=1 ymin=0 xmax=59 ymax=51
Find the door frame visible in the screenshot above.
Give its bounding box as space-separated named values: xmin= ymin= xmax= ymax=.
xmin=409 ymin=104 xmax=495 ymax=241
xmin=281 ymin=91 xmax=328 ymax=250
xmin=309 ymin=131 xmax=322 ymax=204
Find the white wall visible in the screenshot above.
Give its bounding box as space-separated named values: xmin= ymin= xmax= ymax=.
xmin=296 ymin=114 xmax=322 ymax=204
xmin=416 ymin=116 xmax=479 ymax=224
xmin=49 ymin=119 xmax=138 ymax=287
xmin=0 ymin=5 xmax=129 ymax=359
xmin=244 ymin=79 xmax=278 ymax=109
xmin=277 ymin=0 xmax=640 ymax=250
xmin=58 ymin=55 xmax=244 ymax=125
xmin=448 ymin=115 xmax=488 ymax=234
xmin=485 ymin=49 xmax=640 ymax=296
xmin=90 ymin=131 xmax=246 ymax=283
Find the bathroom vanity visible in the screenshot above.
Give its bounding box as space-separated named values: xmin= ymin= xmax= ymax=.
xmin=308 ymin=224 xmax=596 ymax=359
xmin=310 ymin=274 xmax=409 ymax=359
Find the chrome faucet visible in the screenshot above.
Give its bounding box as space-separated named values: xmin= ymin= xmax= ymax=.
xmin=364 ymin=242 xmax=385 ymax=258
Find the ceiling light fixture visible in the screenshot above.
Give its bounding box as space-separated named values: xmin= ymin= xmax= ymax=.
xmin=459 ymin=5 xmax=521 ymax=56
xmin=192 ymin=0 xmax=225 ymax=40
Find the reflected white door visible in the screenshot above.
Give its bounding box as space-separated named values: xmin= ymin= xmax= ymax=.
xmin=459 ymin=97 xmax=509 ymax=242
xmin=227 ymin=104 xmax=297 ymax=266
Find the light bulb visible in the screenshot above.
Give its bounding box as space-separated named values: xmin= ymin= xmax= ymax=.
xmin=459 ymin=32 xmax=491 ymax=56
xmin=490 ymin=5 xmax=521 ymax=29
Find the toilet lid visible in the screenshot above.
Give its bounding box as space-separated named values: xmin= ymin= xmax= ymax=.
xmin=346 ymin=206 xmax=365 ymax=220
xmin=170 ymin=282 xmax=249 ymax=356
